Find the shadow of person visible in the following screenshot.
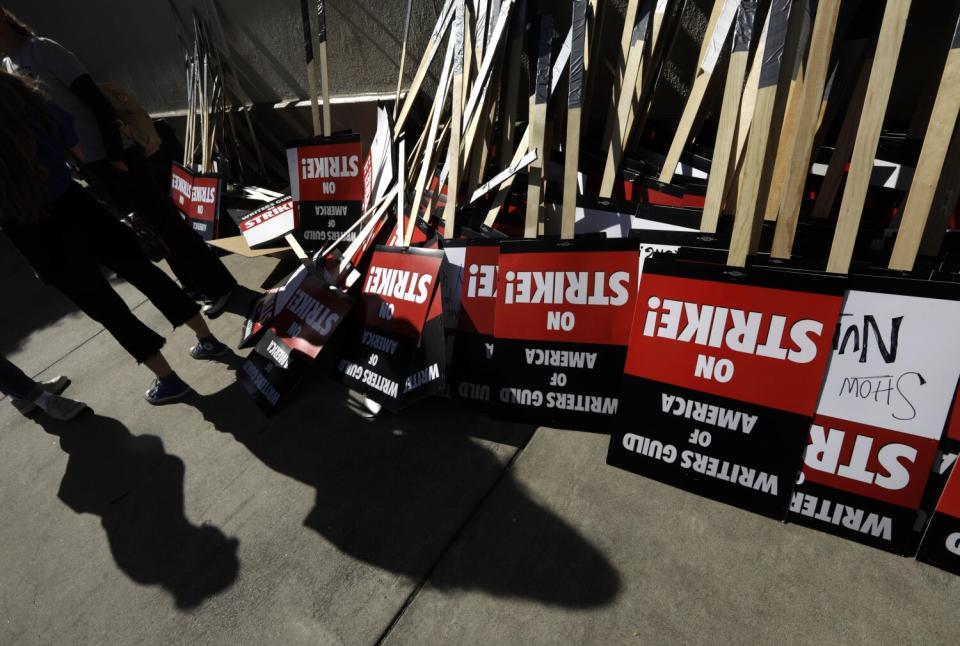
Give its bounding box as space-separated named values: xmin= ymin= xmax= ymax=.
xmin=34 ymin=412 xmax=240 ymax=610
xmin=193 ymin=374 xmax=621 ymax=609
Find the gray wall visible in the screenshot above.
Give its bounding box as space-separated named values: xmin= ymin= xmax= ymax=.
xmin=6 ymin=0 xmax=438 ymax=115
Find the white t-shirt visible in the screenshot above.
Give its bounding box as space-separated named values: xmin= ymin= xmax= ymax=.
xmin=3 ymin=37 xmax=108 ymax=162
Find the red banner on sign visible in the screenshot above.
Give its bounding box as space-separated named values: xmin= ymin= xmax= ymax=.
xmin=358 ymin=248 xmax=443 ymax=337
xmin=292 ymin=141 xmax=364 ymax=202
xmin=170 ymin=163 xmax=193 ymax=214
xmin=460 ymin=244 xmax=499 ymax=336
xmin=626 ymin=274 xmax=843 ymax=416
xmin=189 ymin=175 xmax=219 ymax=223
xmin=801 ymin=414 xmax=940 ymax=510
xmin=494 ymin=248 xmax=640 ymax=346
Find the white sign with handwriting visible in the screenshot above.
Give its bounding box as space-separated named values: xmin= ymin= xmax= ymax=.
xmin=816 ymin=290 xmax=960 ymax=439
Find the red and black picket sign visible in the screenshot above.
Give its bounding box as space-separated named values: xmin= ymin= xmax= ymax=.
xmin=287 ymin=133 xmax=364 ymax=251
xmin=917 ymin=460 xmax=960 ymax=575
xmin=607 ymin=257 xmax=846 ymax=519
xmin=269 ymin=273 xmax=354 ymax=359
xmin=239 ymin=329 xmax=311 ymax=414
xmin=170 ymin=162 xmax=222 ymax=241
xmin=232 ymin=195 xmax=297 ymax=249
xmin=789 ymin=278 xmax=960 ymax=553
xmin=492 ymin=238 xmax=642 ymax=431
xmin=333 ymin=246 xmax=446 ymax=411
xmin=445 ymin=239 xmax=500 ymax=405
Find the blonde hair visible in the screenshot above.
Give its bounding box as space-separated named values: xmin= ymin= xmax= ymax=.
xmin=0 ymin=71 xmax=58 ymax=226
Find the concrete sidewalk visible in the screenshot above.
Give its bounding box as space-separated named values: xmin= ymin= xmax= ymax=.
xmin=0 ymin=241 xmax=957 ymax=645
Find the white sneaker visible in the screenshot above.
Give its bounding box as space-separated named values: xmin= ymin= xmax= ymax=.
xmin=201 ymin=289 xmax=234 ymax=318
xmin=12 ymin=376 xmax=71 ymax=415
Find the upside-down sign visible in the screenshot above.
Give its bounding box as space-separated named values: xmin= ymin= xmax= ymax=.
xmin=493 ymin=238 xmax=642 ymax=431
xmin=791 ymin=280 xmax=960 ymax=553
xmin=287 ymin=133 xmax=364 ymax=251
xmin=607 ymin=258 xmax=845 ymax=518
xmin=334 ymin=247 xmax=446 ymax=411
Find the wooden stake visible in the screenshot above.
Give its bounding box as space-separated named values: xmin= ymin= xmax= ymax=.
xmin=728 ymin=0 xmax=797 ymax=266
xmin=809 ymin=51 xmax=872 ymax=220
xmin=761 ymin=0 xmax=813 ymax=221
xmin=770 ymin=0 xmax=841 ymax=257
xmin=658 ymin=0 xmax=742 ymax=184
xmin=826 ymin=0 xmax=912 ymax=274
xmin=497 ymin=0 xmax=526 ymax=171
xmin=889 ymin=14 xmax=960 ymax=271
xmin=562 ymin=0 xmax=588 ymax=240
xmin=406 ymin=32 xmax=456 ymax=245
xmin=702 ymin=1 xmax=757 ymax=234
xmin=316 ymin=0 xmax=332 ymax=135
xmin=394 ymin=0 xmax=456 ymax=139
xmin=393 ymin=0 xmax=414 ymax=121
xmin=920 ymin=118 xmax=960 ymax=256
xmin=442 ymin=1 xmax=466 ymax=237
xmin=299 ymin=0 xmax=322 ymax=135
xmin=599 ymin=0 xmax=654 ymax=198
xmin=525 ymin=15 xmax=553 ymax=238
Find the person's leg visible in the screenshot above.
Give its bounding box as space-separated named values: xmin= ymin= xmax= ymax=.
xmin=0 ymin=354 xmax=39 ymax=400
xmin=124 ymin=148 xmax=237 ymax=303
xmin=0 ymin=356 xmax=87 ymax=421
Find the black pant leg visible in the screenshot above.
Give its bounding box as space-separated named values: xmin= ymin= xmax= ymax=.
xmin=0 ymin=355 xmax=38 ymax=400
xmin=56 ymin=184 xmax=201 ymax=331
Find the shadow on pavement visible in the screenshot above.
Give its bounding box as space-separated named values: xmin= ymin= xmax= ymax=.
xmin=34 ymin=412 xmax=240 ymax=610
xmin=192 ymin=373 xmax=622 ymax=609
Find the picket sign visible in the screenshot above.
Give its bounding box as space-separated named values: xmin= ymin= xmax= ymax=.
xmin=790 ymin=278 xmax=960 ymax=553
xmin=493 ymin=238 xmax=643 ymax=431
xmin=608 ymin=258 xmax=845 ymax=518
xmin=917 ymin=463 xmax=960 ymax=574
xmin=170 ymin=162 xmax=221 ymax=241
xmin=334 ymin=247 xmax=447 ymax=411
xmin=286 ymin=133 xmax=364 ymax=252
xmin=444 ymin=239 xmax=501 ymax=405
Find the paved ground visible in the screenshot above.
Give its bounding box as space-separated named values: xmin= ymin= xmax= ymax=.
xmin=1 ymin=235 xmax=957 ymax=646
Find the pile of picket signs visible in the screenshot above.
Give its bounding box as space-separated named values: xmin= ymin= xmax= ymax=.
xmin=168 ymin=0 xmax=960 ymax=576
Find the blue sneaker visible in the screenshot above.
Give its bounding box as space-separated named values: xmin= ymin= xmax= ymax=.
xmin=145 ymin=374 xmax=192 ymax=405
xmin=190 ymin=336 xmax=229 ymax=360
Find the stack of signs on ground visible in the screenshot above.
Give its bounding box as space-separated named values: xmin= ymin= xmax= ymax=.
xmin=287 ymin=133 xmax=364 ymax=251
xmin=493 ymin=238 xmax=642 ymax=431
xmin=239 ymin=271 xmax=354 ymax=412
xmin=232 ymin=195 xmax=296 ymax=249
xmin=607 ymin=258 xmax=845 ymax=519
xmin=169 ymin=162 xmax=221 ymax=241
xmin=791 ymin=280 xmax=960 ymax=553
xmin=334 ymin=247 xmax=446 ymax=411
xmin=445 ymin=240 xmax=499 ymax=405
xmin=917 ymin=450 xmax=960 ymax=574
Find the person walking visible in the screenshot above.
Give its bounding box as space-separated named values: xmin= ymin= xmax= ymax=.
xmin=0 ymin=70 xmax=228 ymax=404
xmin=1 ymin=356 xmax=87 ymax=421
xmin=0 ymin=7 xmax=237 ymax=317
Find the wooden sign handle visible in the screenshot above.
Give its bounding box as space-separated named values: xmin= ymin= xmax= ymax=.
xmin=889 ymin=13 xmax=960 ymax=271
xmin=827 ymin=0 xmax=912 ymax=274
